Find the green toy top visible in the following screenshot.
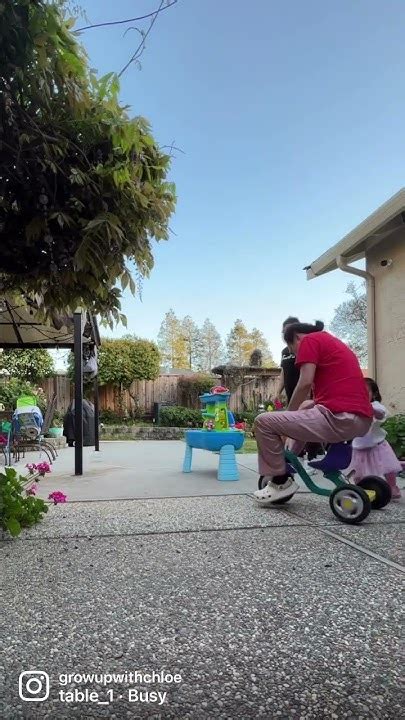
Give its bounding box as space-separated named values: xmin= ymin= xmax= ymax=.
xmin=199 ymin=386 xmax=235 ymax=431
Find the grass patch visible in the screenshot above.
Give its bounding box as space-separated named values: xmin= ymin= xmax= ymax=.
xmin=237 ymin=437 xmax=257 ymax=454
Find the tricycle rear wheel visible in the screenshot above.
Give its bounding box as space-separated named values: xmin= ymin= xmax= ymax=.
xmin=357 ymin=475 xmax=392 ymax=509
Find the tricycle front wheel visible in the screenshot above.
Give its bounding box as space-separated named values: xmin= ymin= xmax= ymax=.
xmin=329 ymin=485 xmax=371 ymax=524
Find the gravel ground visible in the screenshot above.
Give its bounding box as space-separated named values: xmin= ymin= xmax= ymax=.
xmin=2 ymin=495 xmax=301 ymax=541
xmin=1 ymin=494 xmax=404 ymax=720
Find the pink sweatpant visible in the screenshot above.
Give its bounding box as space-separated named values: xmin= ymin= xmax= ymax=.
xmin=254 ymin=405 xmax=372 ymax=476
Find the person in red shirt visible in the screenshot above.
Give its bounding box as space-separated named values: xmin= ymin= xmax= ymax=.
xmin=254 ymin=320 xmax=373 ymax=505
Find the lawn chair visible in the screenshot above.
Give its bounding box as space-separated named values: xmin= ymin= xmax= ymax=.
xmin=40 ymin=394 xmax=58 ymax=460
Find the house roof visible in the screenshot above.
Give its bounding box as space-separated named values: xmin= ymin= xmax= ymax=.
xmin=305 ymin=188 xmax=405 ymax=279
xmin=0 ymin=296 xmax=100 ymax=349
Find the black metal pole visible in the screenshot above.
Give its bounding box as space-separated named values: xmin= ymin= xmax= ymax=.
xmin=74 ymin=311 xmax=83 ymax=476
xmin=94 ymin=375 xmax=99 ymax=452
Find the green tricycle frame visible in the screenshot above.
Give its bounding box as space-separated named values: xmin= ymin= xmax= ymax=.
xmin=259 ymin=442 xmax=392 ymax=524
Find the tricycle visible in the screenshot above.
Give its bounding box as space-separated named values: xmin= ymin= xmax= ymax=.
xmin=258 ymin=441 xmax=392 ymax=524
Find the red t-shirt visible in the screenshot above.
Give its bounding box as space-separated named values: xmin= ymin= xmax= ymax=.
xmin=296 ymin=332 xmax=372 ymax=417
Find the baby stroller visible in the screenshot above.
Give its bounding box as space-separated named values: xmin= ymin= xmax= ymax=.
xmin=12 ymin=395 xmax=55 ymax=463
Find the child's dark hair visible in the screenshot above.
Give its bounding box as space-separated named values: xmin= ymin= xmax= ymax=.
xmin=283 ymin=320 xmax=324 ymax=344
xmin=282 ymin=316 xmax=299 ymax=329
xmin=364 ymin=377 xmax=381 ymax=402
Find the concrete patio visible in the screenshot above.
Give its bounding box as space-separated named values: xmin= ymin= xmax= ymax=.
xmin=1 ymin=441 xmax=404 ymax=719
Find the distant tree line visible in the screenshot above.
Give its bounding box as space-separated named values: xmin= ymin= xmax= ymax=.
xmin=157 ymin=310 xmax=275 ymax=371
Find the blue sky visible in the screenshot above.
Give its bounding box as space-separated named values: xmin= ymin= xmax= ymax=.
xmin=74 ymin=0 xmax=405 ymax=363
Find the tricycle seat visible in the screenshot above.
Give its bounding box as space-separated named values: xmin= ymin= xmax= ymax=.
xmin=308 ymin=442 xmax=352 ymax=473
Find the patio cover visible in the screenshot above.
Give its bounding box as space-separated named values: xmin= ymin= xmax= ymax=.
xmin=0 ymin=296 xmax=101 ymax=475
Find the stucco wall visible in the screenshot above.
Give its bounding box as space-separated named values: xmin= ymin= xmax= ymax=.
xmin=366 ymin=228 xmax=405 ymax=413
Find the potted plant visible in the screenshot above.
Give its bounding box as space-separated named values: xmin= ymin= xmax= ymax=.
xmin=47 ymin=412 xmax=63 ymax=438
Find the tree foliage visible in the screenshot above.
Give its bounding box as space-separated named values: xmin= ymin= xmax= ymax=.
xmin=0 ymin=0 xmax=176 ymax=324
xmin=181 ymin=316 xmax=203 ymax=370
xmin=98 ymin=338 xmax=160 ymax=387
xmin=68 ymin=337 xmax=160 ymax=387
xmin=157 ymin=309 xmax=188 ymax=369
xmin=226 ymin=320 xmax=274 ymax=366
xmin=198 ymin=319 xmax=223 ymax=371
xmin=157 ymin=311 xmax=274 ymax=371
xmin=0 ymin=348 xmax=54 ymax=383
xmin=330 ymin=282 xmax=367 ymax=364
xmin=0 ymin=378 xmax=47 ymax=411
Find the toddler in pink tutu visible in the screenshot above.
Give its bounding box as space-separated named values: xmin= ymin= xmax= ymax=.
xmin=347 ymin=378 xmax=402 ymax=499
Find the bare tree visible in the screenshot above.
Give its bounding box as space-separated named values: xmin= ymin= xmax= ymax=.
xmin=330 ymin=282 xmax=367 ymax=364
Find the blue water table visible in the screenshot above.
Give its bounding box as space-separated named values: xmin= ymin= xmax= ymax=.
xmin=183 ymin=386 xmax=245 ymax=481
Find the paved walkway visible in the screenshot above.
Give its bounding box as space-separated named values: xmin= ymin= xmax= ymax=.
xmin=1 ymin=442 xmax=404 ymax=719
xmin=24 ymin=441 xmax=347 ymax=501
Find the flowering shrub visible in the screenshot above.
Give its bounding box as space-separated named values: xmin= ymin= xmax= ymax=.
xmin=0 ymin=463 xmax=67 ymax=538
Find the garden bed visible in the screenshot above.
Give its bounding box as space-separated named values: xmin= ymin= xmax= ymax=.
xmin=100 ymin=425 xmax=185 ymax=441
xmin=99 ymin=425 xmax=258 ymax=452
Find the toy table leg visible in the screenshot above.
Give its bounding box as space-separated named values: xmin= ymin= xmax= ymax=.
xmin=183 ymin=443 xmax=193 ymax=473
xmin=218 ymin=444 xmax=239 ymax=482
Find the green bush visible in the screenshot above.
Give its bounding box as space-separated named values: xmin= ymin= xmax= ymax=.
xmin=159 ymin=406 xmax=202 ymax=428
xmin=177 ymin=375 xmax=217 ymax=407
xmin=99 ymin=409 xmax=133 ymax=426
xmin=383 ymin=414 xmax=405 ymax=459
xmin=68 ymin=337 xmax=161 ymax=388
xmin=0 ymin=379 xmax=47 ymax=412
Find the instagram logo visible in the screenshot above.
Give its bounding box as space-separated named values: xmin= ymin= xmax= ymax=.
xmin=19 ymin=671 xmax=50 ymax=702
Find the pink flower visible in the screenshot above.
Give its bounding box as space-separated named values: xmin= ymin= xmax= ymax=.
xmin=26 ymin=485 xmax=37 ymax=496
xmin=26 ymin=463 xmax=37 ymax=474
xmin=36 ymin=462 xmax=51 ymax=476
xmin=48 ymin=491 xmax=67 ymax=505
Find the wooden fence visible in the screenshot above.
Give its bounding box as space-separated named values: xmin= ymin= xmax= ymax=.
xmin=40 ymin=370 xmax=281 ymax=416
xmin=229 ymin=371 xmax=280 ymax=412
xmin=40 ymin=375 xmax=73 ymax=412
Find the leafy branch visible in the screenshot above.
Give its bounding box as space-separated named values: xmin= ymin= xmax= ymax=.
xmin=0 ymin=0 xmax=176 ymax=325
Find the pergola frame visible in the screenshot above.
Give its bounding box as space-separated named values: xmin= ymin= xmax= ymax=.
xmin=0 ymin=298 xmax=101 ymax=475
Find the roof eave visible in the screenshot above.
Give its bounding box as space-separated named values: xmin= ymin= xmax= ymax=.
xmin=306 ymin=188 xmax=405 ymax=280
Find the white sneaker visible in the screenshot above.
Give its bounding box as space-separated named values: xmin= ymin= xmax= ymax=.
xmin=254 ymin=477 xmax=298 ymax=506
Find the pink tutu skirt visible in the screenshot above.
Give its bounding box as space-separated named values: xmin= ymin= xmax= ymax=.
xmin=347 ymin=440 xmax=403 ymax=480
